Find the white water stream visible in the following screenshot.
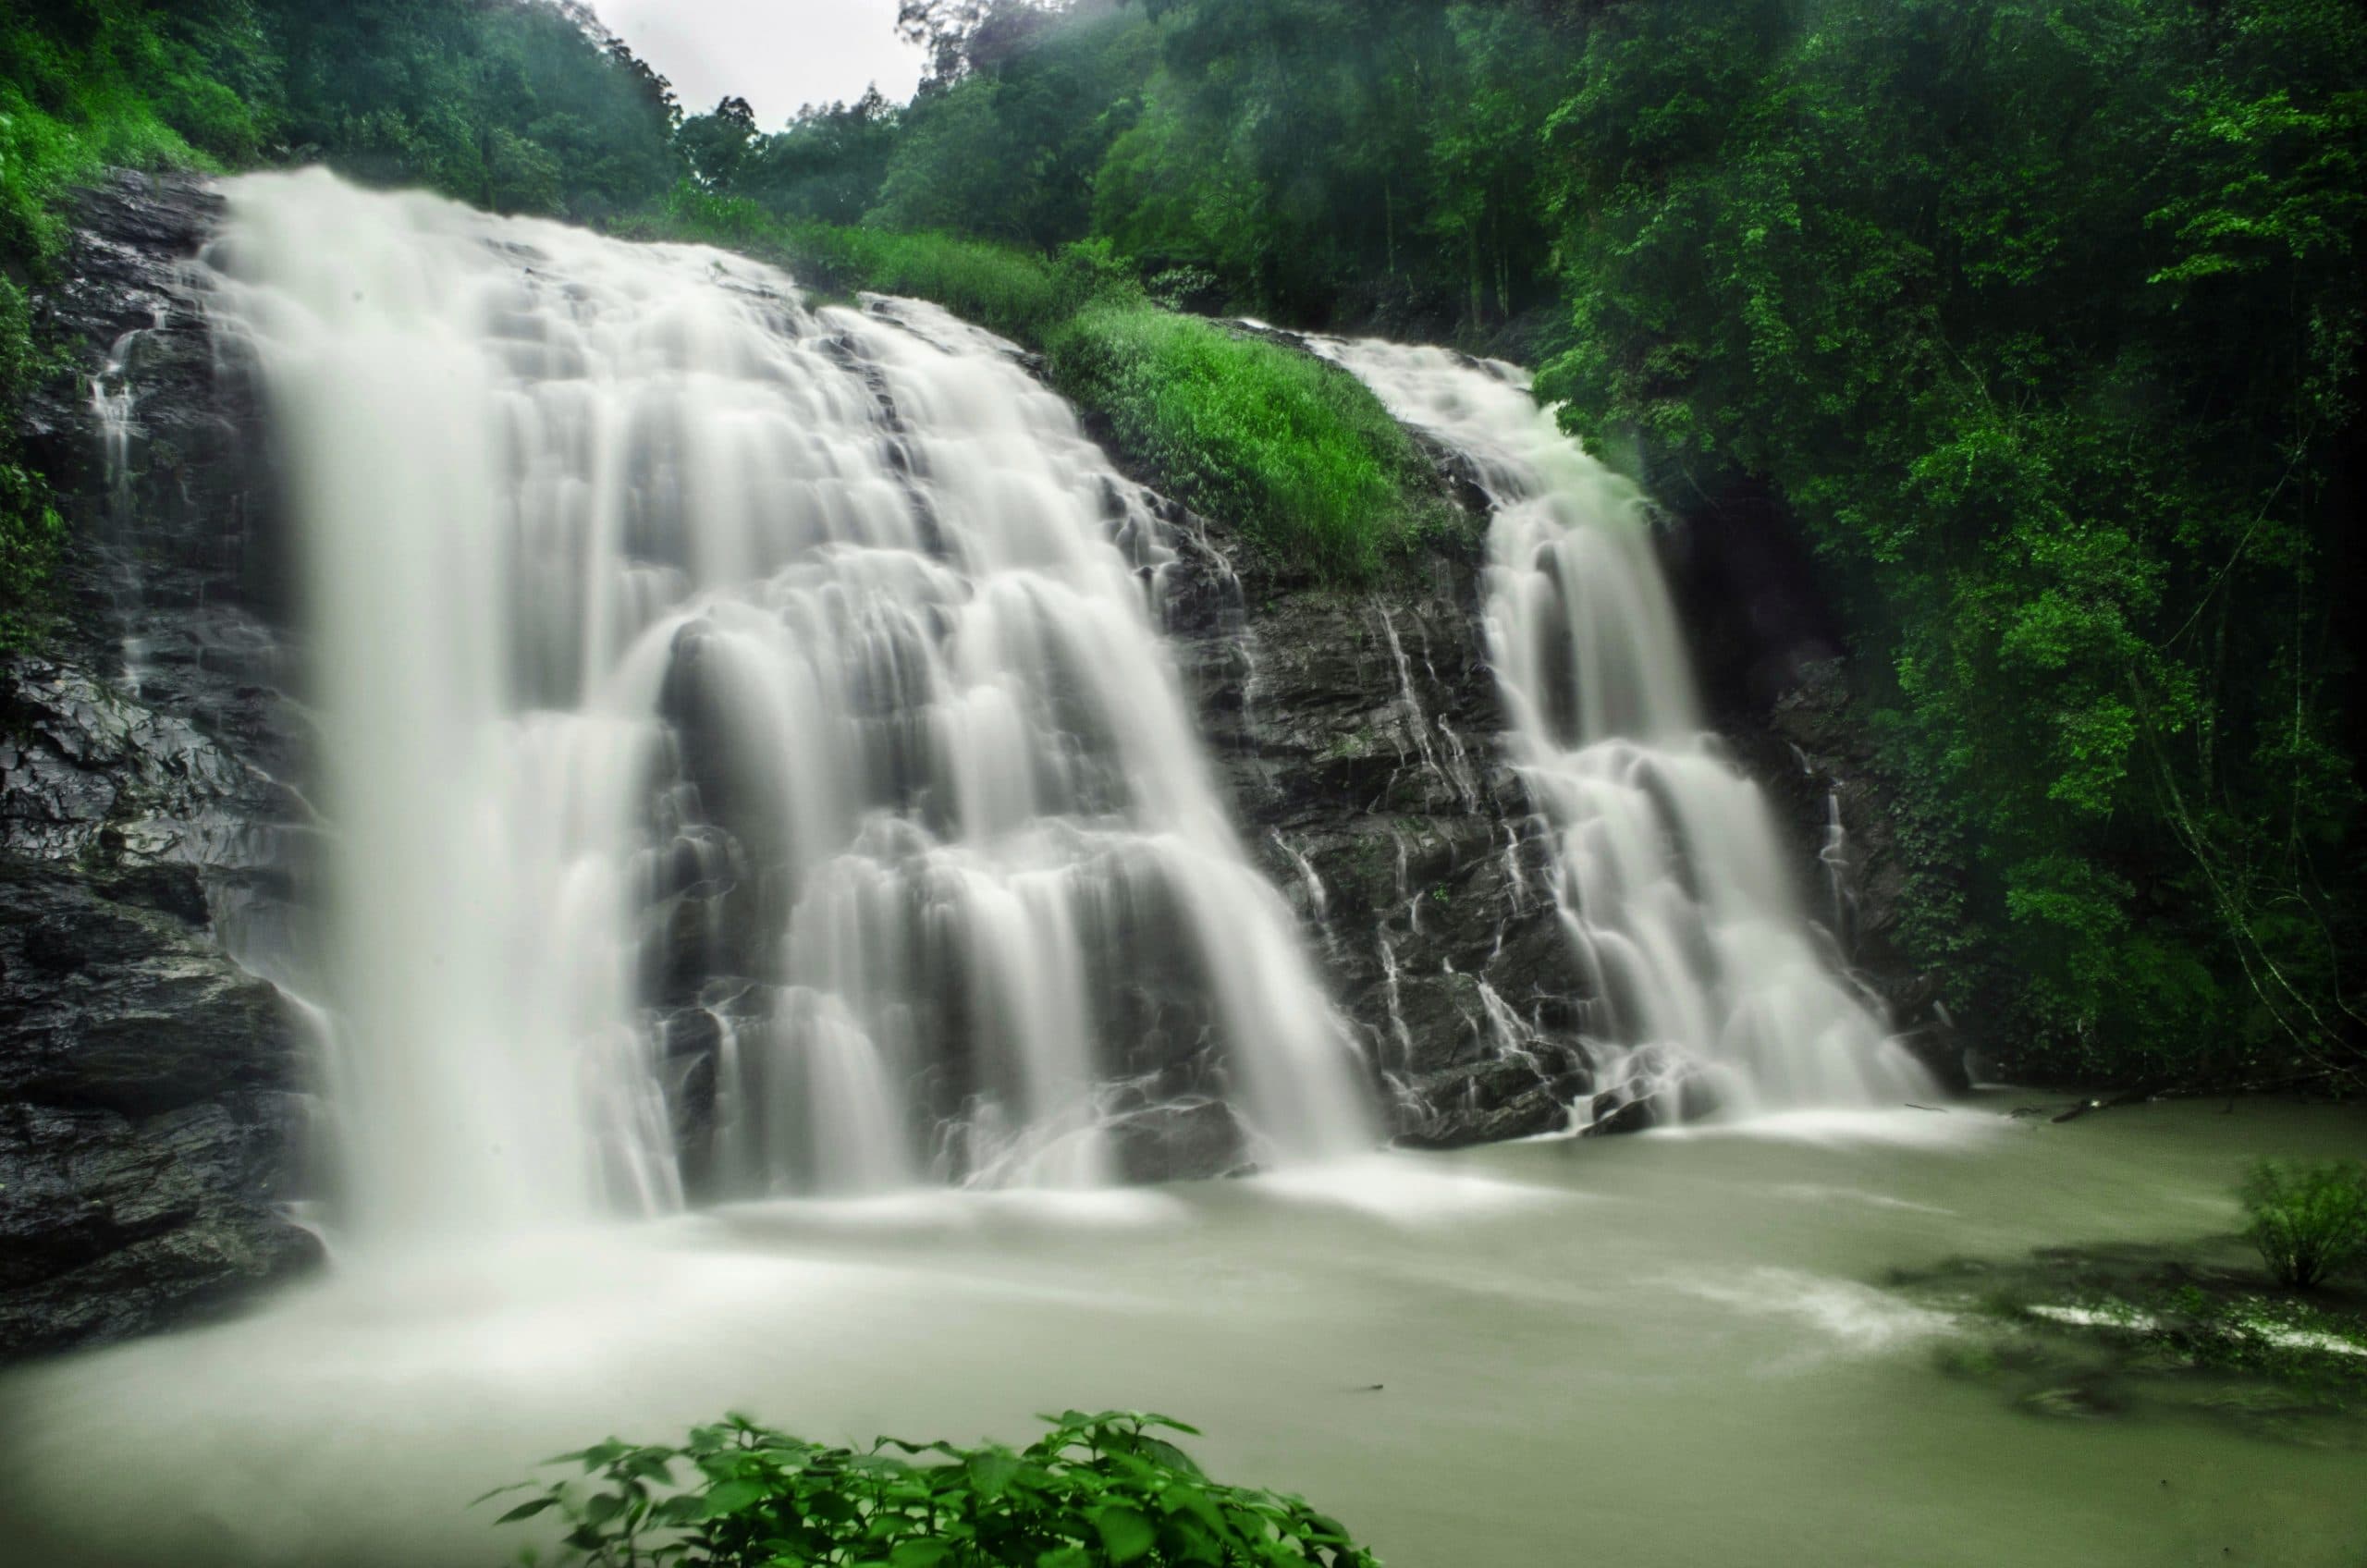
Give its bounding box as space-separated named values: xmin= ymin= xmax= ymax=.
xmin=200 ymin=170 xmax=1368 ymax=1241
xmin=1316 ymin=340 xmax=1933 ymax=1119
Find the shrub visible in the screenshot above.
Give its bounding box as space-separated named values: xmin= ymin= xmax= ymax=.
xmin=483 ymin=1409 xmax=1380 ymax=1568
xmin=2239 ymin=1160 xmax=2367 ymax=1289
xmin=629 ymin=190 xmax=1455 ymax=584
xmin=1047 ymin=305 xmax=1452 ymax=581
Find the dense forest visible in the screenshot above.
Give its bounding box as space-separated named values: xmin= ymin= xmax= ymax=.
xmin=4 ymin=0 xmax=2362 ymax=1096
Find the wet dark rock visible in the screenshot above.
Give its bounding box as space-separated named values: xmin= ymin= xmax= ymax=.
xmin=1159 ymin=359 xmax=1944 ymax=1144
xmin=1396 ymin=1075 xmax=1576 ymax=1150
xmin=0 ymin=865 xmax=316 ymax=1357
xmin=1162 ymin=521 xmax=1603 ymax=1146
xmin=1896 ymin=1236 xmax=2367 ymax=1439
xmin=1584 ymin=1094 xmax=1657 ymax=1139
xmin=1656 ymin=479 xmax=1964 ymax=1084
xmin=1 ymin=654 xmax=292 ymax=870
xmin=3 ymin=170 xmax=313 ymax=1359
xmin=1735 ymin=657 xmax=1970 ymax=1090
xmin=1106 ymin=1096 xmax=1253 ymax=1183
xmin=1574 ymin=1046 xmax=1724 ymax=1137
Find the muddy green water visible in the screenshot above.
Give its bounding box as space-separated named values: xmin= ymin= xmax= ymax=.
xmin=3 ymin=1096 xmax=2362 ymax=1567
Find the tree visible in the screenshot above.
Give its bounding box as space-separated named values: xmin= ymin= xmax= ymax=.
xmin=678 ymin=94 xmax=757 ymax=190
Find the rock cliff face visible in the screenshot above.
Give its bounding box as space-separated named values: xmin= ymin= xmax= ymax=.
xmin=1160 ymin=423 xmax=1965 ymax=1148
xmin=1 ymin=174 xmax=1945 ymax=1356
xmin=2 ymin=173 xmax=316 ymax=1360
xmin=1162 ymin=536 xmax=1594 ymax=1146
xmin=1657 ymin=484 xmax=1967 ymax=1089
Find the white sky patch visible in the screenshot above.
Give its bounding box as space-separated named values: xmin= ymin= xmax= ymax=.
xmin=593 ymin=0 xmax=926 ymax=127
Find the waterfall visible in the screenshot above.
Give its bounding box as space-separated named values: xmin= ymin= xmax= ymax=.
xmin=1316 ymin=339 xmax=1932 ymax=1120
xmin=198 ymin=169 xmax=1369 ymax=1239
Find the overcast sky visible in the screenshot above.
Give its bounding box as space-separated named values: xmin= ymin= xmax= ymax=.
xmin=593 ymin=0 xmax=926 ymax=129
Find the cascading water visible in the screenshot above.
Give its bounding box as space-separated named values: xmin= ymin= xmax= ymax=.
xmin=199 ymin=169 xmax=1369 ymax=1237
xmin=1316 ymin=339 xmax=1932 ymax=1120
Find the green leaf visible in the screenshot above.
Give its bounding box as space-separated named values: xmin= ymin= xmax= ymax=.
xmin=967 ymin=1450 xmax=1024 ymax=1501
xmin=1163 ymin=1511 xmax=1226 ymax=1567
xmin=1036 ymin=1550 xmax=1092 ymax=1568
xmin=889 ymin=1542 xmax=954 ymax=1568
xmin=700 ymin=1477 xmax=771 ymax=1518
xmin=1095 ymin=1505 xmax=1158 ymax=1564
xmin=494 ymin=1496 xmax=559 ymax=1524
xmin=470 ymin=1481 xmax=535 ymax=1508
xmin=1135 ymin=1437 xmax=1202 ymax=1476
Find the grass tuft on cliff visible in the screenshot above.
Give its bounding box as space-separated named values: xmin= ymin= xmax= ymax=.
xmin=640 ymin=187 xmax=1455 ymax=583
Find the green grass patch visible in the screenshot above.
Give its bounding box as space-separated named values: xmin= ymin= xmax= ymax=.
xmin=628 ymin=188 xmax=1073 ymax=342
xmin=1048 ymin=303 xmax=1452 ymax=580
xmin=635 ymin=186 xmax=1455 ymax=582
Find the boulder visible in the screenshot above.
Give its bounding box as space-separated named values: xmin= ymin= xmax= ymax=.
xmin=1105 ymin=1097 xmax=1254 ymax=1183
xmin=0 ymin=864 xmax=316 ymax=1357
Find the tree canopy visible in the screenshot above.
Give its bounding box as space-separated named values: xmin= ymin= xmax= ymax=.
xmin=2 ymin=0 xmax=2361 ymax=1089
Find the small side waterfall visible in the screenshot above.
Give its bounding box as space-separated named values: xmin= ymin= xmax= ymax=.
xmin=1318 ymin=340 xmax=1932 ymax=1119
xmin=199 ymin=170 xmax=1368 ymax=1239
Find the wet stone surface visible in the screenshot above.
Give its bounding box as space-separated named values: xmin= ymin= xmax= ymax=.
xmin=1893 ymin=1239 xmax=2367 ymax=1446
xmin=3 ymin=171 xmax=314 ymax=1360
xmin=1161 ymin=526 xmax=1594 ymax=1147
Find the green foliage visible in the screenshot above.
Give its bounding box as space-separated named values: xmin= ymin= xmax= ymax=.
xmin=641 ymin=186 xmax=1449 ymax=582
xmin=830 ymin=227 xmax=1073 ymax=344
xmin=1049 ymin=305 xmax=1449 ymax=577
xmin=2141 ymin=1285 xmax=2367 ymax=1404
xmin=641 ymin=188 xmax=1072 ymax=341
xmin=669 ymin=0 xmax=2367 ymax=1087
xmin=6 ymin=0 xmax=2362 ymax=1082
xmin=871 ymin=8 xmax=1149 ymax=250
xmin=739 ymin=92 xmax=903 ymax=227
xmin=0 ymin=266 xmax=59 ymax=646
xmin=1524 ymin=0 xmax=2367 ymax=1084
xmin=0 ymin=0 xmax=266 ymax=645
xmin=481 ymin=1409 xmax=1380 ymax=1568
xmin=2239 ymin=1160 xmax=2367 ymax=1288
xmin=265 ymin=0 xmax=683 ymax=220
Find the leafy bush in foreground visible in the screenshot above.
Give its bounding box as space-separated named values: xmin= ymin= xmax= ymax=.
xmin=2240 ymin=1160 xmax=2367 ymax=1289
xmin=483 ymin=1409 xmax=1380 ymax=1568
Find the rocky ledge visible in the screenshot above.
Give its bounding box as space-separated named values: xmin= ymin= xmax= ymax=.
xmin=2 ymin=171 xmax=315 ymax=1360
xmin=1164 ymin=533 xmax=1592 ymax=1145
xmin=1161 ymin=367 xmax=1963 ymax=1144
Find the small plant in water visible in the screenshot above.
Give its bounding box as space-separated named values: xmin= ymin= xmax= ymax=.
xmin=480 ymin=1409 xmax=1380 ymax=1567
xmin=2238 ymin=1159 xmax=2367 ymax=1288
